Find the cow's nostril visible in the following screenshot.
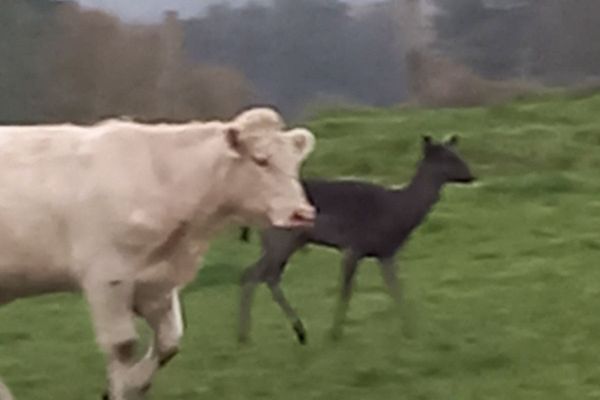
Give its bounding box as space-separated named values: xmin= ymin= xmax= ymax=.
xmin=291 ymin=208 xmax=315 ymax=224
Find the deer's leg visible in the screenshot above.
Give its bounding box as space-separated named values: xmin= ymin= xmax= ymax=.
xmin=264 ymin=265 xmax=307 ymax=345
xmin=238 ymin=257 xmax=267 ymax=344
xmin=378 ymin=256 xmax=415 ymax=338
xmin=378 ymin=257 xmax=403 ymax=304
xmin=331 ymin=250 xmax=360 ymax=340
xmin=239 ymin=227 xmax=251 ymax=242
xmin=238 ymin=229 xmax=305 ymax=344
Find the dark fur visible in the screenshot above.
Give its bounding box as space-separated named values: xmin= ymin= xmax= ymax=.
xmin=238 ymin=135 xmax=476 ymax=343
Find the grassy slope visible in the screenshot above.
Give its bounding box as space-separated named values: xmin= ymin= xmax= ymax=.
xmin=2 ymin=93 xmax=600 ymax=399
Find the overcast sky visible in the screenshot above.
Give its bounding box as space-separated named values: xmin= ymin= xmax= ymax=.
xmin=74 ymin=0 xmax=240 ymax=21
xmin=73 ymin=0 xmax=380 ymax=22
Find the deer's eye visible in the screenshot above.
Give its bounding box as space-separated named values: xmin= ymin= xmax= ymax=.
xmin=252 ymin=156 xmax=270 ymax=167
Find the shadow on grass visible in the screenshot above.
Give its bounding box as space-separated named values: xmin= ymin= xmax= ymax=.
xmin=186 ymin=262 xmax=243 ymax=291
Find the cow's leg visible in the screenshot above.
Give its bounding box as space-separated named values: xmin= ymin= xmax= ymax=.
xmin=238 ymin=229 xmax=305 ymax=344
xmin=331 ymin=250 xmax=360 ymax=340
xmin=151 ymin=289 xmax=185 ymax=368
xmin=0 ymin=378 xmax=14 ymax=400
xmin=0 ymin=295 xmax=14 ymax=400
xmin=100 ymin=288 xmax=186 ymax=399
xmin=83 ymin=273 xmax=141 ymax=400
xmin=137 ymin=288 xmax=184 ymax=370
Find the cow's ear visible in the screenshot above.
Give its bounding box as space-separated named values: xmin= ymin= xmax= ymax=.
xmin=225 ymin=127 xmax=244 ymax=156
xmin=286 ymin=128 xmax=315 ymax=159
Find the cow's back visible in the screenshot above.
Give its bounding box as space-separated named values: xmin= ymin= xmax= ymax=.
xmin=0 ymin=125 xmax=107 ymax=297
xmin=0 ymin=123 xmax=155 ymax=283
xmin=0 ymin=121 xmax=227 ymax=295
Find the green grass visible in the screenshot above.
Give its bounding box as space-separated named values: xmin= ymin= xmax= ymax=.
xmin=3 ymin=93 xmax=600 ymax=399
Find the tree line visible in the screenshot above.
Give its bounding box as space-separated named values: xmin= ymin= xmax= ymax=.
xmin=1 ymin=0 xmax=599 ymax=123
xmin=434 ymin=0 xmax=600 ymax=84
xmin=0 ymin=0 xmax=252 ymax=124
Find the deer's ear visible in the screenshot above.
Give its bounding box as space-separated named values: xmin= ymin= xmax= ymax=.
xmin=445 ymin=134 xmax=459 ymax=147
xmin=422 ymin=135 xmax=433 ymax=152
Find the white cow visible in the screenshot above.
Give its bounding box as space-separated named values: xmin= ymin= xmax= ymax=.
xmin=0 ymin=381 xmax=12 ymax=400
xmin=0 ymin=108 xmax=316 ymax=400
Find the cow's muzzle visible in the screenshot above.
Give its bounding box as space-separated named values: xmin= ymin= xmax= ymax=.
xmin=286 ymin=205 xmax=316 ymax=228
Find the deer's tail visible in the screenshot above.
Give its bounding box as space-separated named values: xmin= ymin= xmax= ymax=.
xmin=239 ymin=227 xmax=251 ymax=242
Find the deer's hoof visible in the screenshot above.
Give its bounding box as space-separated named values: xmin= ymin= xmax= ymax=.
xmin=292 ymin=320 xmax=307 ymax=345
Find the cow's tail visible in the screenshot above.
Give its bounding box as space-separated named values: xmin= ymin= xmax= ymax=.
xmin=0 ymin=377 xmax=14 ymax=400
xmin=239 ymin=226 xmax=251 ymax=242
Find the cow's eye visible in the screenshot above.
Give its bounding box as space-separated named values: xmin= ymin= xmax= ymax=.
xmin=252 ymin=156 xmax=270 ymax=167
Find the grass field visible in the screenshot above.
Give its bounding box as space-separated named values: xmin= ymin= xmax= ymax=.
xmin=2 ymin=93 xmax=600 ymax=399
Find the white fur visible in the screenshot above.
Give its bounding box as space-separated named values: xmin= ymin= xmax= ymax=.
xmin=0 ymin=107 xmax=315 ymax=399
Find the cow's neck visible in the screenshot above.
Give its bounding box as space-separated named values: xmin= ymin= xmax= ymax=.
xmin=147 ymin=124 xmax=235 ymax=233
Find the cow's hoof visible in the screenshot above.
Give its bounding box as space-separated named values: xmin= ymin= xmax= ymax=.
xmin=158 ymin=348 xmax=179 ymax=368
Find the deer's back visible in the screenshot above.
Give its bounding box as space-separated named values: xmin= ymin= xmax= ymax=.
xmin=301 ymin=179 xmax=402 ymax=256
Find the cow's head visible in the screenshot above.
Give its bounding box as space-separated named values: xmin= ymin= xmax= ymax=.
xmin=223 ymin=108 xmax=316 ymax=228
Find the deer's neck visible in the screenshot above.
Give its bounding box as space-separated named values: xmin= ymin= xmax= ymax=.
xmin=404 ymin=163 xmax=445 ymax=214
xmin=383 ymin=163 xmax=446 ymax=251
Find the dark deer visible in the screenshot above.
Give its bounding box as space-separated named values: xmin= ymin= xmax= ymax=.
xmin=238 ymin=135 xmax=476 ymax=344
